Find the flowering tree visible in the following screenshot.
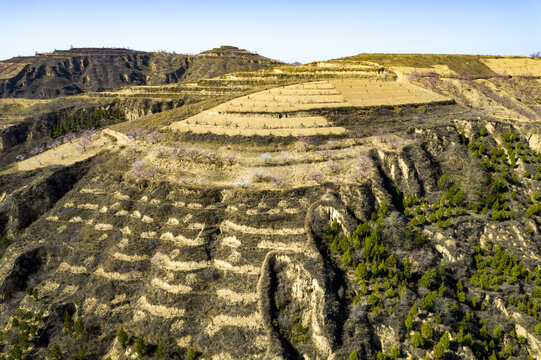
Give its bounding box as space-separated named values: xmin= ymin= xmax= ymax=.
xmin=269 ymin=174 xmax=286 ymax=188
xmin=307 ymin=171 xmax=326 ymax=184
xmin=75 ymin=132 xmax=93 ymax=152
xmin=128 ymin=160 xmax=159 ymax=180
xmin=260 ymin=153 xmax=272 ymax=163
xmin=144 ymin=130 xmax=165 ymax=143
xmin=327 ymin=160 xmax=342 ymax=174
xmin=297 ymin=136 xmax=314 ymax=151
xmin=233 ymin=178 xmax=252 ymax=188
xmin=252 ymin=168 xmax=265 ymax=180
xmin=348 ymin=155 xmax=373 ymax=182
xmin=281 ymin=151 xmax=292 ymax=164
xmin=319 ymin=146 xmax=333 ymax=160
xmin=126 ymin=128 xmax=147 ymax=140
xmin=153 ymin=146 xmax=170 ymax=158
xmin=222 ymin=152 xmax=238 ymax=165
xmin=29 ymin=146 xmax=44 ymax=156
xmin=63 ymin=132 xmax=77 ymax=144
xmin=47 ymin=139 xmax=61 ymax=150
xmin=76 ymin=138 xmax=91 ymax=152
xmin=81 ymin=129 xmax=95 ymax=139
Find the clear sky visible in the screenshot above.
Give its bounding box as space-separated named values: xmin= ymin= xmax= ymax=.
xmin=2 ymin=0 xmax=540 ymax=63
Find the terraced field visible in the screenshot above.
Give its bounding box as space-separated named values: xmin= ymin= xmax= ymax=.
xmin=169 ymin=79 xmax=451 ymax=137
xmin=15 ymin=171 xmax=332 ymax=359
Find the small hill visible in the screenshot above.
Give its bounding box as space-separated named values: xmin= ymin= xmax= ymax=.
xmin=0 ymin=46 xmax=283 ymax=99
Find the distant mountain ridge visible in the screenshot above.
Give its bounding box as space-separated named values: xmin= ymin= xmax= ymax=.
xmin=0 ymin=46 xmax=283 ymax=98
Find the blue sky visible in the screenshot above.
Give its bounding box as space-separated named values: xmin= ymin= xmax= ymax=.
xmin=1 ymin=0 xmax=540 ymax=63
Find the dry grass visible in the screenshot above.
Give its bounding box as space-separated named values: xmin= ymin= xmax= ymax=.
xmin=481 ymin=58 xmax=541 ymax=76
xmin=391 ymin=65 xmax=456 ymax=78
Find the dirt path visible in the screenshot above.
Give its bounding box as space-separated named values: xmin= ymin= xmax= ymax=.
xmin=102 ymin=128 xmax=130 ymax=145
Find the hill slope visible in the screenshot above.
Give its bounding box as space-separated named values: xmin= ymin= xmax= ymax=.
xmin=0 ymin=53 xmax=540 ymax=360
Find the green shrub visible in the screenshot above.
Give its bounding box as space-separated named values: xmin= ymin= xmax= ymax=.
xmin=411 ymin=332 xmax=424 ymax=348
xmin=418 ymin=269 xmax=433 ymax=288
xmin=437 ymin=172 xmax=450 ymax=189
xmin=187 ymin=348 xmax=197 ymax=360
xmin=405 ymin=315 xmax=413 ymax=331
xmin=355 ymin=263 xmax=367 ymax=279
xmin=1 ymin=235 xmax=8 ymax=248
xmin=494 ymin=326 xmax=503 ymax=339
xmin=50 ymin=344 xmax=62 ymax=360
xmin=342 ymin=249 xmax=352 ymax=266
xmin=76 ymin=345 xmax=85 ymax=360
xmin=440 ymin=332 xmax=450 ymax=349
xmin=10 ymin=346 xmax=22 ymax=360
xmin=534 ymin=323 xmax=541 ymax=335
xmin=117 ymin=329 xmax=128 ymax=349
xmin=74 ymin=318 xmax=85 ymax=336
xmin=63 ymin=311 xmax=73 ymax=333
xmin=403 ymin=258 xmax=412 ymax=279
xmin=349 ymin=350 xmax=359 ymax=360
xmin=480 ymin=324 xmax=488 ymax=339
xmin=134 ymin=337 xmax=145 ymax=357
xmin=390 ymin=347 xmax=400 ymax=359
xmin=421 ymin=321 xmax=433 ymax=339
xmin=433 ymin=343 xmax=445 ymax=359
